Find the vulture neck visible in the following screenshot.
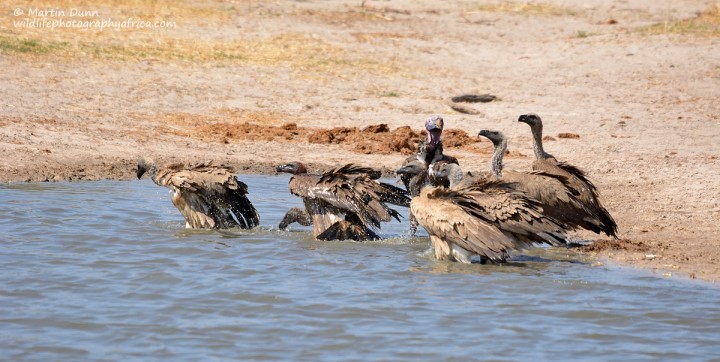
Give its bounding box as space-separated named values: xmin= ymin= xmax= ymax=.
xmin=530 ymin=123 xmax=553 ymax=160
xmin=490 ymin=139 xmax=506 ymax=179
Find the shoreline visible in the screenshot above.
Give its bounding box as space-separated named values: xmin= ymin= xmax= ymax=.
xmin=2 ymin=0 xmax=718 ymax=282
xmin=2 ymin=154 xmax=716 ymax=284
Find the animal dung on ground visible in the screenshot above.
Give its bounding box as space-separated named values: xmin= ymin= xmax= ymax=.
xmin=449 ymin=94 xmax=497 ymax=103
xmin=446 ymin=94 xmax=497 ymax=115
xmin=558 ymin=133 xmax=580 ymax=139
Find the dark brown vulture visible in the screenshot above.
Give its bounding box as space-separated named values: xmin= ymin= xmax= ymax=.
xmin=276 ymin=162 xmax=410 ymax=241
xmin=517 ymin=114 xmax=617 ymax=237
xmin=396 ymin=115 xmax=459 ymax=236
xmin=136 ymin=159 xmax=260 ymax=229
xmin=478 ymin=129 xmax=615 ymax=236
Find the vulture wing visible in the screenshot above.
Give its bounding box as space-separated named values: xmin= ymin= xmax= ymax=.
xmin=412 ymin=180 xmax=567 ymax=262
xmin=157 ymin=161 xmax=260 ymax=229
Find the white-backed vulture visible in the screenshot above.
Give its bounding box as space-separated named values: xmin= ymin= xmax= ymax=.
xmin=478 ymin=129 xmax=614 ymax=235
xmin=411 ymin=175 xmax=569 ymax=264
xmin=517 ymin=114 xmax=618 ymax=237
xmin=276 ymin=162 xmax=410 ymax=241
xmin=136 ymin=159 xmax=260 ymax=229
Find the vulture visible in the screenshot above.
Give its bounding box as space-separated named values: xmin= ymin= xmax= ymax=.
xmin=517 ymin=114 xmax=617 ymax=237
xmin=428 ymin=160 xmax=479 ymax=190
xmin=136 ymin=159 xmax=260 ymax=229
xmin=420 ymin=115 xmax=460 ymax=187
xmin=396 ymin=115 xmax=459 ymax=236
xmin=477 ymin=129 xmax=613 ymax=235
xmin=276 ymin=162 xmax=410 ymax=241
xmin=411 ymin=168 xmax=569 ymax=264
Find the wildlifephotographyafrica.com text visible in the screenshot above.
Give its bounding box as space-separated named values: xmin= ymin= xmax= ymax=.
xmin=12 ymin=7 xmax=176 ymax=31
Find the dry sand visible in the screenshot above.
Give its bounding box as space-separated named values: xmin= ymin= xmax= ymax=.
xmin=1 ymin=0 xmax=719 ymax=281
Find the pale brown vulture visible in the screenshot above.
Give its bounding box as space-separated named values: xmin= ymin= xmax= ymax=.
xmin=517 ymin=114 xmax=617 ymax=237
xmin=136 ymin=159 xmax=260 ymax=229
xmin=411 ymin=175 xmax=568 ymax=264
xmin=276 ymin=162 xmax=410 ymax=241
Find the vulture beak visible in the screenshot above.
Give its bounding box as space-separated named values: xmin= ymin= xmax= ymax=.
xmin=518 ymin=114 xmax=531 ymax=124
xmin=136 ymin=168 xmax=145 ymax=179
xmin=478 ymin=130 xmax=491 ymax=138
xmin=396 ymin=164 xmax=412 ymax=175
xmin=425 ymin=115 xmax=444 ymax=148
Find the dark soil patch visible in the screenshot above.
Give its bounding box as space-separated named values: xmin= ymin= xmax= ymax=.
xmin=579 ymin=239 xmax=654 ymax=252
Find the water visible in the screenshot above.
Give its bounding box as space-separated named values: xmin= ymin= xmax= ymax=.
xmin=1 ymin=175 xmax=719 ymax=361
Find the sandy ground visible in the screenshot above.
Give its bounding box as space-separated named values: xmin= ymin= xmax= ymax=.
xmin=1 ymin=0 xmax=719 ymax=281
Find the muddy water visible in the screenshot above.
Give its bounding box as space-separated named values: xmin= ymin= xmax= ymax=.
xmin=1 ymin=176 xmax=719 ymax=361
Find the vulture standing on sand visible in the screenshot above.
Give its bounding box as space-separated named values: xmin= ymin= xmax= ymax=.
xmin=276 ymin=162 xmax=410 ymax=241
xmin=136 ymin=159 xmax=260 ymax=229
xmin=397 ymin=115 xmax=459 ymax=236
xmin=412 ymin=161 xmax=569 ymax=263
xmin=477 ymin=129 xmax=613 ymax=236
xmin=517 ymin=114 xmax=617 ymax=237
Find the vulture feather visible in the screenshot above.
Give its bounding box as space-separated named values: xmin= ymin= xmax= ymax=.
xmin=396 ymin=115 xmax=459 ymax=236
xmin=277 ymin=162 xmax=410 ymax=241
xmin=136 ymin=159 xmax=260 ymax=229
xmin=412 ymin=176 xmax=568 ymax=263
xmin=517 ymin=114 xmax=617 ymax=237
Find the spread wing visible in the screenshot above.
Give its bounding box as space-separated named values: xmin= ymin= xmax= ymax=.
xmin=157 ymin=161 xmax=260 ymax=229
xmin=289 ymin=164 xmax=409 ymax=229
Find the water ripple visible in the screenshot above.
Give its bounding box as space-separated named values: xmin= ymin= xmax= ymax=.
xmin=1 ymin=178 xmax=719 ymax=361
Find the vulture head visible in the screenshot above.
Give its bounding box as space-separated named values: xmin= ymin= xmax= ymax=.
xmin=430 ymin=161 xmax=464 ymax=188
xmin=136 ymin=158 xmax=157 ymax=179
xmin=276 ymin=162 xmax=308 ymax=175
xmin=424 ymin=115 xmax=445 ymax=150
xmin=478 ymin=129 xmax=506 ymax=147
xmin=396 ymin=159 xmax=426 ymax=177
xmin=518 ymin=114 xmax=543 ymax=131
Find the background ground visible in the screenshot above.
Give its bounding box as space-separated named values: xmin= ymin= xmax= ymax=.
xmin=1 ymin=0 xmax=719 ymax=281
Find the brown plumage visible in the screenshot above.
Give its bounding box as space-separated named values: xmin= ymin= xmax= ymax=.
xmin=396 ymin=157 xmax=427 ymax=237
xmin=429 ymin=161 xmax=482 ymax=190
xmin=422 ymin=115 xmax=460 ymax=188
xmin=136 ymin=159 xmax=260 ymax=229
xmin=396 ymin=115 xmax=459 ymax=236
xmin=411 ymin=177 xmax=568 ymax=263
xmin=276 ymin=162 xmax=410 ymax=241
xmin=517 ymin=114 xmax=618 ymax=237
xmin=398 ymin=116 xmax=459 ymax=193
xmin=478 ymin=130 xmax=611 ymax=236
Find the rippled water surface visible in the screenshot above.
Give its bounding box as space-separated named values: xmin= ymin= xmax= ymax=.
xmin=1 ymin=176 xmax=720 ymax=361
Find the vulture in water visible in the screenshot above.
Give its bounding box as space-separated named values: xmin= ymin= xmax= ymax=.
xmin=396 ymin=115 xmax=459 ymax=236
xmin=477 ymin=129 xmax=614 ymax=236
xmin=276 ymin=162 xmax=410 ymax=241
xmin=412 ymin=163 xmax=569 ymax=263
xmin=136 ymin=159 xmax=260 ymax=229
xmin=517 ymin=114 xmax=617 ymax=238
